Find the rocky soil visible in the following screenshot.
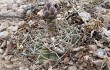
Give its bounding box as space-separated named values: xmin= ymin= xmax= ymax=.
xmin=0 ymin=0 xmax=110 ymax=70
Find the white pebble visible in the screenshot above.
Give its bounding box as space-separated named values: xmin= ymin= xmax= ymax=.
xmin=101 ymin=27 xmax=110 ymax=42
xmin=7 ymin=26 xmax=18 ymax=32
xmin=37 ymin=9 xmax=43 ymax=17
xmin=0 ymin=31 xmax=9 ymax=39
xmin=79 ymin=11 xmax=91 ymax=22
xmin=95 ymin=49 xmax=105 ymax=58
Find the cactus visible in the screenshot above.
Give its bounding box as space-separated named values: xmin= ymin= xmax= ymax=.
xmin=43 ymin=2 xmax=58 ymax=37
xmin=46 ymin=2 xmax=52 ymax=10
xmin=43 ymin=6 xmax=48 ymax=11
xmin=43 ymin=2 xmax=57 ymax=20
xmin=49 ymin=6 xmax=56 ymax=14
xmin=43 ymin=10 xmax=50 ymax=18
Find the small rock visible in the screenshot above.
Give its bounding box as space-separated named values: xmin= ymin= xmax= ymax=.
xmin=27 ymin=20 xmax=35 ymax=27
xmin=95 ymin=40 xmax=103 ymax=48
xmin=102 ymin=2 xmax=110 ymax=9
xmin=5 ymin=55 xmax=13 ymax=61
xmin=56 ymin=14 xmax=62 ymax=18
xmin=52 ymin=47 xmax=65 ymax=54
xmin=101 ymin=14 xmax=110 ymax=28
xmin=62 ymin=57 xmax=70 ymax=63
xmin=101 ymin=27 xmax=110 ymax=42
xmin=37 ymin=9 xmax=43 ymax=17
xmin=88 ymin=45 xmax=97 ymax=52
xmin=68 ymin=66 xmax=77 ymax=70
xmin=19 ymin=67 xmax=29 ymax=70
xmin=4 ymin=64 xmax=13 ymax=69
xmin=0 ymin=49 xmax=4 ymax=54
xmin=0 ymin=31 xmax=9 ymax=39
xmin=12 ymin=4 xmax=18 ymax=11
xmin=48 ymin=66 xmax=53 ymax=70
xmin=0 ymin=0 xmax=14 ymax=3
xmin=95 ymin=49 xmax=106 ymax=58
xmin=72 ymin=46 xmax=84 ymax=52
xmin=15 ymin=0 xmax=23 ymax=4
xmin=56 ymin=18 xmax=65 ymax=24
xmin=105 ymin=47 xmax=110 ymax=52
xmin=48 ymin=0 xmax=63 ymax=5
xmin=26 ymin=10 xmax=32 ymax=16
xmin=52 ymin=68 xmax=60 ymax=70
xmin=44 ymin=59 xmax=55 ymax=68
xmin=30 ymin=64 xmax=38 ymax=70
xmin=67 ymin=2 xmax=72 ymax=8
xmin=38 ymin=1 xmax=44 ymax=6
xmin=68 ymin=60 xmax=73 ymax=65
xmin=7 ymin=26 xmax=18 ymax=32
xmin=38 ymin=20 xmax=46 ymax=28
xmin=0 ymin=8 xmax=8 ymax=14
xmin=0 ymin=23 xmax=8 ymax=32
xmin=18 ymin=21 xmax=26 ymax=28
xmin=19 ymin=5 xmax=27 ymax=9
xmin=51 ymin=37 xmax=56 ymax=42
xmin=79 ymin=11 xmax=91 ymax=22
xmin=7 ymin=10 xmax=17 ymax=16
xmin=17 ymin=8 xmax=24 ymax=16
xmin=11 ymin=58 xmax=19 ymax=62
xmin=92 ymin=60 xmax=105 ymax=68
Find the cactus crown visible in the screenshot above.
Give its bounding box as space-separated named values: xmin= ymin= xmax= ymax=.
xmin=43 ymin=2 xmax=57 ymax=19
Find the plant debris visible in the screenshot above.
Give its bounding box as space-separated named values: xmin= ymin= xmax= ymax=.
xmin=0 ymin=0 xmax=110 ymax=70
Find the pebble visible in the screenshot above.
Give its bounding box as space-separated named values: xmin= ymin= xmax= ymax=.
xmin=27 ymin=20 xmax=35 ymax=27
xmin=12 ymin=4 xmax=19 ymax=10
xmin=88 ymin=45 xmax=97 ymax=52
xmin=101 ymin=27 xmax=110 ymax=42
xmin=0 ymin=23 xmax=8 ymax=32
xmin=11 ymin=58 xmax=19 ymax=62
xmin=5 ymin=55 xmax=13 ymax=61
xmin=101 ymin=14 xmax=110 ymax=28
xmin=26 ymin=10 xmax=32 ymax=16
xmin=0 ymin=49 xmax=4 ymax=54
xmin=0 ymin=0 xmax=14 ymax=3
xmin=19 ymin=67 xmax=29 ymax=70
xmin=48 ymin=0 xmax=63 ymax=5
xmin=102 ymin=2 xmax=110 ymax=9
xmin=18 ymin=21 xmax=26 ymax=28
xmin=7 ymin=26 xmax=18 ymax=32
xmin=19 ymin=5 xmax=27 ymax=9
xmin=15 ymin=0 xmax=23 ymax=4
xmin=0 ymin=31 xmax=9 ymax=39
xmin=17 ymin=8 xmax=24 ymax=15
xmin=37 ymin=9 xmax=44 ymax=17
xmin=56 ymin=14 xmax=62 ymax=18
xmin=52 ymin=47 xmax=65 ymax=54
xmin=95 ymin=49 xmax=105 ymax=58
xmin=68 ymin=66 xmax=77 ymax=70
xmin=79 ymin=11 xmax=91 ymax=22
xmin=92 ymin=60 xmax=104 ymax=67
